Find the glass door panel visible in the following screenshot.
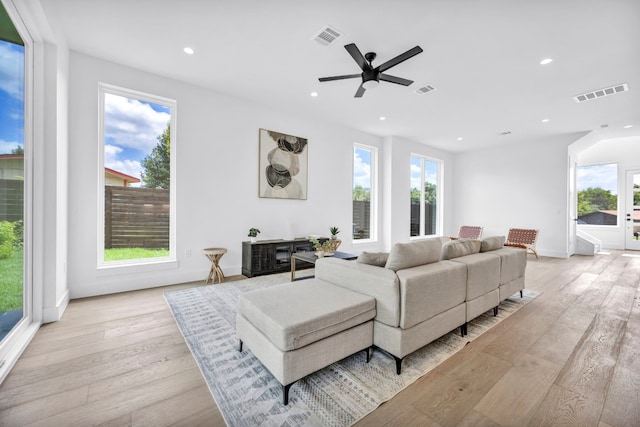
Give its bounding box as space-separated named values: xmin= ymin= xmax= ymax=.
xmin=626 ymin=170 xmax=640 ymax=250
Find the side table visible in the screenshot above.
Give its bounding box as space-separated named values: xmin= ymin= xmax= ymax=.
xmin=203 ymin=247 xmax=227 ymax=284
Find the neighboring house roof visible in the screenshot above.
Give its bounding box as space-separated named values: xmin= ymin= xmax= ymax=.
xmin=104 ymin=167 xmax=140 ymax=184
xmin=1 ymin=153 xmax=140 ymax=184
xmin=584 ymin=210 xmax=640 ymax=221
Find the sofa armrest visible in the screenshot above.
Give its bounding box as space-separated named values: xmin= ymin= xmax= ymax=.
xmin=315 ymin=257 xmax=400 ymax=327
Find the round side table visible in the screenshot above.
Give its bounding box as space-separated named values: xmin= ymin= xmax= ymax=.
xmin=202 ymin=247 xmax=227 ymax=284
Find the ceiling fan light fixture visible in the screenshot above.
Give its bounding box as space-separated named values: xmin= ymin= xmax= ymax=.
xmin=362 ymin=79 xmax=379 ymax=90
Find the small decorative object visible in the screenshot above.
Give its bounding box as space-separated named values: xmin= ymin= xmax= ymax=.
xmin=329 ymin=227 xmax=340 ymax=240
xmin=248 ymin=228 xmax=260 ymax=243
xmin=309 ymin=236 xmax=338 ymax=256
xmin=259 ymin=129 xmax=308 ymax=200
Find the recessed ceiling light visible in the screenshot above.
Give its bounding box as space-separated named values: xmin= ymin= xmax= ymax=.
xmin=457 ymin=137 xmax=463 ymax=141
xmin=183 ymin=47 xmax=194 ymax=55
xmin=624 ymin=124 xmax=633 ymax=128
xmin=379 ymin=116 xmax=386 ymax=121
xmin=310 ymin=92 xmax=318 ymax=97
xmin=541 ymin=118 xmax=549 ymax=123
xmin=540 ymin=58 xmax=553 ymax=65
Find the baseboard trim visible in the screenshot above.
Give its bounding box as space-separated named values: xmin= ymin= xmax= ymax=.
xmin=43 ymin=289 xmax=70 ymax=323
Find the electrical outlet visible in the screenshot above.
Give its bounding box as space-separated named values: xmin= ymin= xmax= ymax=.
xmin=185 ymin=249 xmax=192 ymax=257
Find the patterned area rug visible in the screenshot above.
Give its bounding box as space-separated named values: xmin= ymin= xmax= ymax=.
xmin=164 ymin=272 xmax=539 ymax=427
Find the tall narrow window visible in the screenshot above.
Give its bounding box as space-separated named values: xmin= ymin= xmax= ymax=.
xmin=99 ymin=85 xmax=176 ymax=266
xmin=576 ymin=163 xmax=618 ymax=226
xmin=0 ymin=0 xmax=28 ymax=362
xmin=353 ymin=144 xmax=376 ymax=241
xmin=410 ymin=155 xmax=441 ymax=237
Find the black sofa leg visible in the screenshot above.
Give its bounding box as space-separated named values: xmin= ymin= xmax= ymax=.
xmin=460 ymin=323 xmax=468 ymax=337
xmin=493 ymin=306 xmax=498 ymax=316
xmin=283 ymin=382 xmax=293 ymax=405
xmin=520 ymin=290 xmax=523 ymax=298
xmin=394 ymin=356 xmax=403 ymax=375
xmin=238 ymin=340 xmax=243 ymax=352
xmin=365 ymin=346 xmax=373 ymax=363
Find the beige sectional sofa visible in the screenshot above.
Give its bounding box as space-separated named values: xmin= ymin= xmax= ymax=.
xmin=315 ymin=236 xmax=526 ymax=374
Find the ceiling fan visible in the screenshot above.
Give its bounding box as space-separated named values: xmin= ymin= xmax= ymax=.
xmin=319 ymin=43 xmax=423 ymax=98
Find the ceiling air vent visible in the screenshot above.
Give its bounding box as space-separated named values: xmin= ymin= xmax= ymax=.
xmin=414 ymin=84 xmax=436 ymax=95
xmin=313 ymin=25 xmax=343 ymax=47
xmin=573 ymin=83 xmax=629 ymax=103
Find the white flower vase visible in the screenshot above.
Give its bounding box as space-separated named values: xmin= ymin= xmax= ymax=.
xmin=250 ymin=236 xmax=257 ymax=243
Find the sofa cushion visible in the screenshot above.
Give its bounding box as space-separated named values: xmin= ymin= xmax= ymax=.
xmin=385 ymin=238 xmax=442 ymax=271
xmin=237 ymin=279 xmax=376 ymax=351
xmin=480 ymin=236 xmax=506 ymax=252
xmin=441 ymin=239 xmax=481 ymax=260
xmin=357 ymin=251 xmax=389 ymax=267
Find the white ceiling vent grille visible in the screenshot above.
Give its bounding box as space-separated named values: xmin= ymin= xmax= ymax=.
xmin=573 ymin=83 xmax=629 ymax=103
xmin=414 ymin=84 xmax=437 ymax=95
xmin=313 ymin=25 xmax=343 ymax=46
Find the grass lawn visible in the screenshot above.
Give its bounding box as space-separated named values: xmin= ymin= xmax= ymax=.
xmin=104 ymin=247 xmax=170 ymax=261
xmin=0 ymin=248 xmax=23 ymax=313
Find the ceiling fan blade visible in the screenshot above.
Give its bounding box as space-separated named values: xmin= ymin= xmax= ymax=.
xmin=345 ymin=43 xmax=371 ymax=71
xmin=318 ymin=74 xmax=361 ymax=82
xmin=354 ymin=84 xmax=366 ymax=98
xmin=377 ymin=46 xmax=423 ymax=72
xmin=380 ymin=74 xmax=414 ymax=86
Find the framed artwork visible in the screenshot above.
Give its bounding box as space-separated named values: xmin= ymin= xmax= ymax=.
xmin=259 ymin=129 xmax=308 ymax=199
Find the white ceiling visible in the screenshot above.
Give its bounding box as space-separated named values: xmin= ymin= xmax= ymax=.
xmin=42 ymin=0 xmax=640 ymax=152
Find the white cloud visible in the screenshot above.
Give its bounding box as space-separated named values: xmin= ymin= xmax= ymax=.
xmin=0 ymin=43 xmax=24 ymax=100
xmin=353 ymin=151 xmax=370 ymax=188
xmin=577 ymin=163 xmax=617 ymax=194
xmin=0 ymin=139 xmax=22 ymax=154
xmin=104 ymin=93 xmax=170 ymax=153
xmin=104 ymin=144 xmax=142 ymax=182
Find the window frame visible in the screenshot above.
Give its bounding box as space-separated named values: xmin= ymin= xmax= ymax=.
xmin=410 ymin=153 xmax=443 ymax=238
xmin=576 ymin=162 xmax=619 ymax=228
xmin=352 ymin=143 xmax=378 ymax=243
xmin=97 ymin=83 xmax=177 ymax=269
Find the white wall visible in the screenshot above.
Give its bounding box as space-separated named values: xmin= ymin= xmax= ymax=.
xmin=67 ymin=52 xmax=385 ymax=298
xmin=576 ymin=136 xmax=640 ymax=249
xmin=452 ymin=135 xmax=579 ymax=258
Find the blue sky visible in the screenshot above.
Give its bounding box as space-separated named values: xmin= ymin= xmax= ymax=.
xmin=576 ymin=163 xmax=617 ymax=194
xmin=103 ymin=93 xmax=170 ymax=183
xmin=410 ymin=157 xmax=438 ymax=190
xmin=353 ymin=147 xmax=371 ymax=188
xmin=0 ymin=41 xmax=24 ymax=154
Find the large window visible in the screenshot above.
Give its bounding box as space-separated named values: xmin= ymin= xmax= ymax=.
xmin=353 ymin=144 xmax=377 ymax=241
xmin=410 ymin=155 xmax=441 ymax=237
xmin=98 ymin=84 xmax=176 ymax=266
xmin=576 ymin=163 xmax=618 ymax=226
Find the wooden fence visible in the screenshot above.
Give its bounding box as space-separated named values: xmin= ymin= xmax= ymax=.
xmin=0 ymin=179 xmax=23 ymax=222
xmin=105 ymin=186 xmax=169 ymax=249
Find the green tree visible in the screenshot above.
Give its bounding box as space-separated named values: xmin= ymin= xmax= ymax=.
xmin=141 ymin=123 xmax=170 ymax=189
xmin=11 ymin=146 xmax=24 ymax=154
xmin=353 ymin=185 xmax=370 ymax=201
xmin=577 ymin=187 xmax=617 ymax=216
xmin=410 ymin=182 xmax=437 ymax=204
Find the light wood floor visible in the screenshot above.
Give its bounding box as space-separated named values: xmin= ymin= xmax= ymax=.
xmin=0 ymin=251 xmax=638 ymax=426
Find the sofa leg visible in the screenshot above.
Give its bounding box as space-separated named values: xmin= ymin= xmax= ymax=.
xmin=394 ymin=356 xmax=403 ymax=375
xmin=493 ymin=306 xmax=498 ymax=316
xmin=520 ymin=290 xmax=523 ymax=298
xmin=365 ymin=346 xmax=373 ymax=363
xmin=283 ymin=382 xmax=293 ymax=405
xmin=460 ymin=323 xmax=467 ymax=337
xmin=238 ymin=340 xmax=243 ymax=352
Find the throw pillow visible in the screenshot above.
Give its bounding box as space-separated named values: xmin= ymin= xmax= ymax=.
xmin=480 ymin=236 xmax=506 ymax=252
xmin=356 ymin=251 xmax=389 ymax=267
xmin=441 ymin=239 xmax=481 ymax=260
xmin=384 ymin=238 xmax=442 ymax=271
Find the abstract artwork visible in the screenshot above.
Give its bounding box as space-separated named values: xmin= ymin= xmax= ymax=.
xmin=259 ymin=129 xmax=308 ymax=199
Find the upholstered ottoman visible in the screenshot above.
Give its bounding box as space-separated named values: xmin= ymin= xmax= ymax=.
xmin=236 ymin=279 xmax=376 ymax=404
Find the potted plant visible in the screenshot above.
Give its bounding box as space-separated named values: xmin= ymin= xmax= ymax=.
xmin=309 ymin=236 xmax=337 ymax=257
xmin=329 ymin=226 xmax=340 ymax=240
xmin=248 ymin=228 xmax=260 ymax=243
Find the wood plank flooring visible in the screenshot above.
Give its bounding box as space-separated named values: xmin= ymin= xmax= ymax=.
xmin=0 ymin=251 xmax=638 ymax=426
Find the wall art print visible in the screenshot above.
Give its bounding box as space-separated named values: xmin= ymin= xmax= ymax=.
xmin=259 ymin=129 xmax=308 ymax=200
